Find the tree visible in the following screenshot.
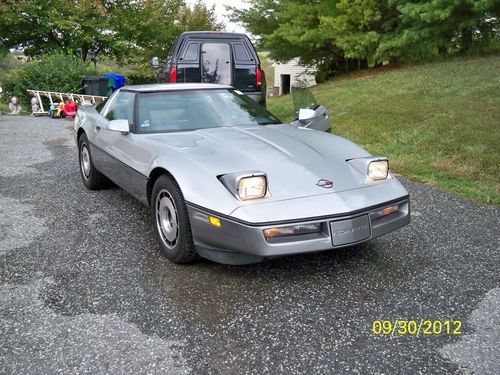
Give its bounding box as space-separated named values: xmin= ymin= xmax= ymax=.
xmin=393 ymin=0 xmax=500 ymax=54
xmin=320 ymin=0 xmax=382 ymax=67
xmin=0 ymin=0 xmax=225 ymax=65
xmin=228 ymin=0 xmax=281 ymax=50
xmin=228 ymin=0 xmax=340 ymax=64
xmin=0 ymin=0 xmax=125 ymax=62
xmin=229 ymin=0 xmax=499 ymax=78
xmin=179 ymin=0 xmax=225 ymax=32
xmin=113 ymin=0 xmax=186 ymax=63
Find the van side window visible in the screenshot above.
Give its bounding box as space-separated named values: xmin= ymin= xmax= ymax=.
xmin=183 ymin=43 xmax=199 ymax=60
xmin=233 ymin=43 xmax=251 ymax=62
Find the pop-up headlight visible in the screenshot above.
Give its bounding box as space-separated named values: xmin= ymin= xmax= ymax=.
xmin=368 ymin=160 xmax=389 ymax=180
xmin=219 ymin=171 xmax=269 ymax=201
xmin=347 ymin=157 xmax=390 ymax=181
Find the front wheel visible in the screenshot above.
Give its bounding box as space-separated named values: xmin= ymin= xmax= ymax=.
xmin=78 ymin=133 xmax=107 ymax=190
xmin=151 ymin=175 xmax=197 ymax=263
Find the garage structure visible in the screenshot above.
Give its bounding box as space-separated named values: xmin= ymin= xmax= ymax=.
xmin=272 ymin=58 xmax=316 ymax=96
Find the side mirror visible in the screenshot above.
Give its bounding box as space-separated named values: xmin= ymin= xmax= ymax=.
xmin=107 ymin=119 xmax=129 ymax=134
xmin=151 ymin=57 xmax=159 ymax=68
xmin=298 ymin=108 xmax=317 ymax=122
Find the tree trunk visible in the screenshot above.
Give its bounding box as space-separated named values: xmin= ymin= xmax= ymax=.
xmin=92 ymin=48 xmax=101 ymax=68
xmin=462 ymin=28 xmax=473 ymax=52
xmin=82 ymin=47 xmax=89 ymax=62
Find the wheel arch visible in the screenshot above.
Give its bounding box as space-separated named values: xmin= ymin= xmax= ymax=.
xmin=77 ymin=127 xmax=86 ymax=140
xmin=147 ymin=167 xmax=180 ymax=206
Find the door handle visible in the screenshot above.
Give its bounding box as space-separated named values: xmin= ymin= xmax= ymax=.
xmin=95 ymin=125 xmax=101 ymax=132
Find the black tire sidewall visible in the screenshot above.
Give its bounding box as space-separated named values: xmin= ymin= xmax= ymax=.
xmin=151 ymin=175 xmax=196 ymax=263
xmin=78 ymin=133 xmax=101 ymax=189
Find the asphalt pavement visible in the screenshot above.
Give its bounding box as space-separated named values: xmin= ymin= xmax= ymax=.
xmin=0 ymin=115 xmax=499 ymax=374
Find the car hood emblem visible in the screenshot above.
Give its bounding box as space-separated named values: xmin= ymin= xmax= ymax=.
xmin=316 ymin=179 xmax=334 ymax=188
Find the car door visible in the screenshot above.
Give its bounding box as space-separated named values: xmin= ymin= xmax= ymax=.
xmin=92 ymin=90 xmax=149 ymax=203
xmin=201 ymin=42 xmax=232 ymax=85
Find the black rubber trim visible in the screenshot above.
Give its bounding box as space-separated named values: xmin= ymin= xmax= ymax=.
xmin=186 ymin=195 xmax=410 ymax=227
xmin=128 ymin=87 xmax=232 ymax=94
xmin=89 ymin=142 xmax=149 ymax=180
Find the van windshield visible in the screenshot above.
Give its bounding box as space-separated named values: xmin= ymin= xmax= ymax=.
xmin=136 ymin=89 xmax=281 ymax=133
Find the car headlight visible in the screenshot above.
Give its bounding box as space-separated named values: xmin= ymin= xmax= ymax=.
xmin=238 ymin=176 xmax=267 ymax=200
xmin=368 ymin=160 xmax=389 ymax=180
xmin=347 ymin=157 xmax=390 ymax=181
xmin=219 ymin=171 xmax=269 ymax=200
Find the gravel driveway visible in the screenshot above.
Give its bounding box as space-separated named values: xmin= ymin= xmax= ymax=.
xmin=1 ymin=115 xmax=498 ymax=374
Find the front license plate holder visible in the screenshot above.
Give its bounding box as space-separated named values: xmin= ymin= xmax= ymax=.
xmin=330 ymin=215 xmax=371 ymax=246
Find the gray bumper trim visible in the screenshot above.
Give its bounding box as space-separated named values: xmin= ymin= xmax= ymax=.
xmin=187 ymin=198 xmax=410 ymax=262
xmin=186 ymin=195 xmax=410 ymax=227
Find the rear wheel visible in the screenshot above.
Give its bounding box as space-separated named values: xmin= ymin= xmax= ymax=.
xmin=78 ymin=133 xmax=107 ymax=190
xmin=151 ymin=175 xmax=197 ymax=263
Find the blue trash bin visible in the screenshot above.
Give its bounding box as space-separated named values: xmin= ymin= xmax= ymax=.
xmin=104 ymin=74 xmax=127 ymax=93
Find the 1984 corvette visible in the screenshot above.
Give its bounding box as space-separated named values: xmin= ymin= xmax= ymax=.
xmin=74 ymin=83 xmax=410 ymax=264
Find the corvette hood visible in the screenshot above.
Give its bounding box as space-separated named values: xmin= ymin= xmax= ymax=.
xmin=145 ymin=125 xmax=373 ymax=202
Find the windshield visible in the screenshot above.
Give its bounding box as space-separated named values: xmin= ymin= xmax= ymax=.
xmin=136 ymin=89 xmax=281 ymax=133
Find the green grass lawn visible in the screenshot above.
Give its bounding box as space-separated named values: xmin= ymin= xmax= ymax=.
xmin=267 ymin=54 xmax=500 ymax=205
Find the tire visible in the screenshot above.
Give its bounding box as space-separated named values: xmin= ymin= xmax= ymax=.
xmin=151 ymin=174 xmax=197 ymax=263
xmin=78 ymin=133 xmax=107 ymax=190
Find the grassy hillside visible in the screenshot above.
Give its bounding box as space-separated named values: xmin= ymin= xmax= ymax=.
xmin=268 ymin=55 xmax=500 ymax=205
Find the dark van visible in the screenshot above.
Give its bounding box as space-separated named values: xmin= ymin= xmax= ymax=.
xmin=153 ymin=31 xmax=266 ymax=106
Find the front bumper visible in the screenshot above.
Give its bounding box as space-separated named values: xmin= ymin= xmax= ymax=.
xmin=187 ymin=197 xmax=410 ymax=264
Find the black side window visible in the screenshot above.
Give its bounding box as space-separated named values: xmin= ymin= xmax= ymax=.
xmin=164 ymin=42 xmax=175 ymax=69
xmin=105 ymin=91 xmax=135 ymax=126
xmin=95 ymin=99 xmax=107 ymax=113
xmin=233 ymin=43 xmax=251 ymax=62
xmin=183 ymin=43 xmax=199 ymax=61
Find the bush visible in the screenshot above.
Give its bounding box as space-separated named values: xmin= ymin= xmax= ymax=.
xmin=0 ymin=52 xmax=25 ymax=84
xmin=291 ymin=86 xmax=318 ymax=113
xmin=126 ymin=73 xmax=157 ymax=85
xmin=2 ymin=52 xmax=96 ymax=106
xmin=97 ymin=58 xmax=157 ymax=85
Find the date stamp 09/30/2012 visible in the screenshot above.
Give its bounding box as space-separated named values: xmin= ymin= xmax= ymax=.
xmin=372 ymin=320 xmax=463 ymax=336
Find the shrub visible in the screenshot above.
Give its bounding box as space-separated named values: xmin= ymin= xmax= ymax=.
xmin=0 ymin=52 xmax=25 ymax=83
xmin=2 ymin=52 xmax=96 ymax=106
xmin=291 ymin=86 xmax=318 ymax=113
xmin=126 ymin=73 xmax=157 ymax=85
xmin=97 ymin=58 xmax=157 ymax=85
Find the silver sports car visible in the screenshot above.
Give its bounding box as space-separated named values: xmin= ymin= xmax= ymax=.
xmin=75 ymin=83 xmax=410 ymax=265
